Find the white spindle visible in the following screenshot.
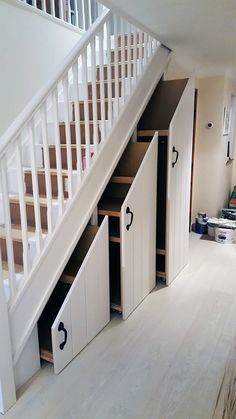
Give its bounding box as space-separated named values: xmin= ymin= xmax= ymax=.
xmin=144 ymin=32 xmax=148 ymax=66
xmin=41 ymin=106 xmax=53 ymax=235
xmin=72 ymin=62 xmax=82 ymax=182
xmin=91 ymin=39 xmax=99 ymax=153
xmin=52 ymin=89 xmax=64 ymax=216
xmin=67 ymin=0 xmax=72 ymax=24
xmin=0 ymin=159 xmax=16 ymax=300
xmin=82 ymin=50 xmax=91 ymax=170
xmin=74 ymin=0 xmax=79 ymax=27
xmin=32 ymin=0 xmax=37 ymax=7
xmin=139 ymin=29 xmax=143 ymax=75
xmin=106 ymin=20 xmax=113 ymax=129
xmin=88 ymin=0 xmax=92 ymax=27
xmin=41 ymin=0 xmax=46 ymax=12
xmin=99 ymin=28 xmax=106 ymax=142
xmin=81 ymin=0 xmax=86 ymax=30
xmin=59 ymin=0 xmax=64 ymax=20
xmin=127 ymin=22 xmax=132 ymax=95
xmin=63 ymin=75 xmax=73 ymax=199
xmin=28 ymin=120 xmax=43 ymax=257
xmin=113 ymin=16 xmax=119 ymax=118
xmin=133 ymin=26 xmax=137 ymax=83
xmin=15 ymin=140 xmax=30 ymax=276
xmin=120 ymin=19 xmax=126 ymax=105
xmin=50 ymin=0 xmax=55 ymax=17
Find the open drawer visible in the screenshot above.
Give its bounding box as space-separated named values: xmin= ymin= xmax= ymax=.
xmin=38 ymin=216 xmax=109 ymax=374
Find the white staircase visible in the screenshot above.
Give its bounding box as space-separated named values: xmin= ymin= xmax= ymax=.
xmin=0 ymin=3 xmax=171 ymax=413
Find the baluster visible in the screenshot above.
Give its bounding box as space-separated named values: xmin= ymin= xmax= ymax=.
xmin=82 ymin=50 xmax=91 ymax=170
xmin=74 ymin=0 xmax=79 ymax=27
xmin=88 ymin=0 xmax=92 ymax=27
xmin=28 ymin=120 xmax=43 ymax=257
xmin=81 ymin=0 xmax=86 ymax=30
xmin=41 ymin=0 xmax=46 ymax=12
xmin=50 ymin=0 xmax=55 ymax=17
xmin=0 ymin=158 xmax=16 ymax=300
xmin=147 ymin=34 xmax=151 ymax=59
xmin=72 ymin=62 xmax=82 ymax=182
xmin=120 ymin=19 xmax=126 ymax=105
xmin=41 ymin=106 xmax=53 ymax=234
xmin=106 ymin=19 xmax=113 ymax=129
xmin=133 ymin=26 xmax=137 ymax=83
xmin=139 ymin=29 xmax=143 ymax=75
xmin=15 ymin=139 xmax=30 ymax=276
xmin=52 ymin=88 xmax=64 ymax=216
xmin=59 ymin=0 xmax=64 ymax=20
xmin=91 ymin=39 xmax=99 ymax=153
xmin=67 ymin=0 xmax=72 ymax=24
xmin=32 ymin=0 xmax=37 ymax=7
xmin=144 ymin=33 xmax=148 ymax=66
xmin=113 ymin=16 xmax=119 ymax=118
xmin=63 ymin=74 xmax=73 ymax=199
xmin=99 ymin=28 xmax=106 ymax=142
xmin=127 ymin=22 xmax=132 ymax=95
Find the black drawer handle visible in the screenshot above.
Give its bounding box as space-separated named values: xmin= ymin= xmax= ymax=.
xmin=58 ymin=322 xmax=67 ymax=351
xmin=126 ymin=206 xmax=134 ymax=231
xmin=172 ymin=146 xmax=179 ymax=168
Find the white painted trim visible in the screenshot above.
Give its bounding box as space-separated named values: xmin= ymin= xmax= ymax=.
xmin=5 ymin=0 xmax=85 ymax=35
xmin=10 ymin=46 xmax=171 ymax=364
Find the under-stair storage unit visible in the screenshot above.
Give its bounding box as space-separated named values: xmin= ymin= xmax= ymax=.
xmin=38 ymin=216 xmax=109 ymax=374
xmin=138 ymin=78 xmax=195 ymax=285
xmin=98 ymin=135 xmax=157 ymax=319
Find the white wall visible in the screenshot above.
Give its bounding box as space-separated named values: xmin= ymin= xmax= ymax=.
xmin=0 ymin=0 xmax=82 ymax=137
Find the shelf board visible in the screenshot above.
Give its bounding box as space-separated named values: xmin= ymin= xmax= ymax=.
xmin=156 ymin=271 xmax=166 ymax=279
xmin=98 ymin=197 xmax=123 ymax=218
xmin=60 ymin=273 xmax=75 ymax=285
xmin=111 ymin=302 xmax=122 ymax=312
xmin=40 ymin=348 xmax=54 ymax=364
xmin=110 ymin=176 xmax=134 ymax=185
xmin=156 ymin=248 xmax=166 ymax=255
xmin=109 ymin=235 xmax=121 ymax=243
xmin=137 ymin=129 xmax=169 ymax=137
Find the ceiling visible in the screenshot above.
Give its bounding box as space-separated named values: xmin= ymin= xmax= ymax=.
xmin=101 ymin=0 xmax=236 ymax=80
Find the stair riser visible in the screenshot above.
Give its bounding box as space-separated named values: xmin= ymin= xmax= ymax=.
xmin=59 ymin=124 xmax=97 ymax=145
xmin=48 ymin=147 xmax=85 ymax=170
xmin=110 ymin=48 xmax=144 ymax=64
xmin=25 ymin=172 xmax=68 ymax=198
xmin=10 ymin=202 xmax=48 ymax=230
xmin=77 ymin=101 xmax=109 ymax=121
xmin=1 ymin=238 xmax=23 ymax=266
xmin=87 ymin=81 xmax=122 ymax=100
xmin=97 ymin=63 xmax=134 ymax=81
xmin=117 ymin=33 xmax=144 ymax=47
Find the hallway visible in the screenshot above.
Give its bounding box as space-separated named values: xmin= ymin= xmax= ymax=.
xmin=5 ymin=233 xmax=236 ymax=419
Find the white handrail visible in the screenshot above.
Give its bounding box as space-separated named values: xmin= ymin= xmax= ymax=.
xmin=0 ymin=3 xmax=160 ymax=306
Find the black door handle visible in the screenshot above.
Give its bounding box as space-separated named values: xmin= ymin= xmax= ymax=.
xmin=172 ymin=146 xmax=179 ymax=168
xmin=58 ymin=322 xmax=67 ymax=351
xmin=126 ymin=206 xmax=134 ymax=231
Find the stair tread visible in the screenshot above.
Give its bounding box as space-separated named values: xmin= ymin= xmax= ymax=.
xmin=2 ymin=261 xmax=23 ymax=279
xmin=9 ymin=194 xmax=58 ymax=206
xmin=24 ymin=168 xmax=74 ymax=176
xmin=0 ymin=224 xmax=47 ymax=241
xmin=48 ymin=144 xmax=95 ymax=149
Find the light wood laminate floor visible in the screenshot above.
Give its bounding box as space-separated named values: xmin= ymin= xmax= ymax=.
xmin=4 ymin=233 xmax=236 ymax=419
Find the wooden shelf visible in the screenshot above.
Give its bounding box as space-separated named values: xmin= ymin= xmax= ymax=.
xmin=40 ymin=348 xmax=53 ymax=364
xmin=156 ymin=248 xmax=166 ymax=255
xmin=156 ymin=271 xmax=166 ymax=279
xmin=98 ymin=197 xmax=123 ymax=218
xmin=137 ymin=129 xmax=169 ymax=138
xmin=110 ymin=176 xmax=134 ymax=185
xmin=111 ymin=302 xmax=122 ymax=312
xmin=60 ymin=273 xmax=75 ymax=285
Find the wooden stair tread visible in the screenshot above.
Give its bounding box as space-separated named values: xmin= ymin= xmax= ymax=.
xmin=0 ymin=224 xmax=47 ymax=241
xmin=9 ymin=194 xmax=57 ymax=207
xmin=2 ymin=261 xmax=23 ymax=279
xmin=24 ymin=168 xmax=73 ymax=176
xmin=137 ymin=129 xmax=169 ymax=137
xmin=110 ymin=176 xmax=134 ymax=184
xmin=48 ymin=144 xmax=95 ymax=149
xmin=98 ymin=197 xmax=123 ymax=217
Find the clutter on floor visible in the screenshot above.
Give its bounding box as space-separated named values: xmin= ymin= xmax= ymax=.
xmin=195 ymin=210 xmax=236 ymax=244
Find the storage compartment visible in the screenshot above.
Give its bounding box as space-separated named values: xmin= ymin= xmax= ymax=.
xmin=109 ymin=242 xmax=121 ymax=311
xmin=37 ymin=217 xmax=109 ymax=374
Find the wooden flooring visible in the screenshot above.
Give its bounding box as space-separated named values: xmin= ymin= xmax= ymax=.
xmin=4 ymin=233 xmax=236 ymax=419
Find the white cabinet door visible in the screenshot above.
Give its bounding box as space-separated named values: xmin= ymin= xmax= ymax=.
xmin=121 ymin=136 xmax=158 ymax=319
xmin=166 ymin=79 xmax=195 ymax=285
xmin=51 ymin=216 xmax=109 ymax=374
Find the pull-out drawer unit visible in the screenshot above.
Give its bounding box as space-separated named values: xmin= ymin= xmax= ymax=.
xmin=38 ymin=216 xmax=109 ymax=374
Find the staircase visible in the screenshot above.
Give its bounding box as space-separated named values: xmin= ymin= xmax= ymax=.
xmin=0 ymin=3 xmax=170 ymax=413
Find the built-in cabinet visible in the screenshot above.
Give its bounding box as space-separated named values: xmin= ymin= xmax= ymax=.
xmin=98 ymin=137 xmax=158 ymax=319
xmin=138 ymin=78 xmax=195 ymax=285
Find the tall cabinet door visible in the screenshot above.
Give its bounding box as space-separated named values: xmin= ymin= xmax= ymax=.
xmin=121 ymin=136 xmax=158 ymax=319
xmin=166 ymin=79 xmax=195 ymax=285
